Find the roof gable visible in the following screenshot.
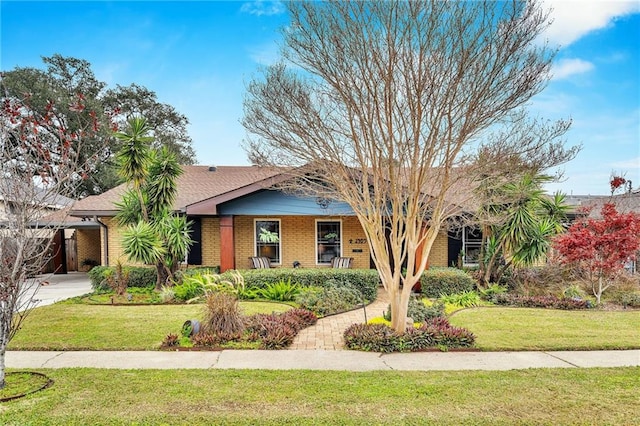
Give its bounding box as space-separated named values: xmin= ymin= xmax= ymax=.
xmin=70 ymin=165 xmax=283 ymax=216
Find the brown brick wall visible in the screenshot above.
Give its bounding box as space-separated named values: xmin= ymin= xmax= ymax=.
xmin=201 ymin=217 xmax=220 ymax=267
xmin=102 ymin=217 xmax=128 ymax=265
xmin=429 ymin=231 xmax=449 ymax=267
xmin=232 ymin=216 xmax=371 ymax=269
xmin=101 ymin=214 xmax=450 ymax=270
xmin=76 ymin=228 xmax=101 ymax=271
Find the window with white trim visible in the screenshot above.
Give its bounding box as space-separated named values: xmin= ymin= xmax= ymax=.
xmin=255 ymin=219 xmax=280 ymax=264
xmin=316 ymin=220 xmax=341 ymax=264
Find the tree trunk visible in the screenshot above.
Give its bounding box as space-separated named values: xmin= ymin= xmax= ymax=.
xmin=0 ymin=349 xmax=5 ymax=390
xmin=155 ymin=262 xmax=170 ymax=291
xmin=594 ymin=275 xmax=603 ymax=305
xmin=389 ymin=280 xmax=415 ymax=333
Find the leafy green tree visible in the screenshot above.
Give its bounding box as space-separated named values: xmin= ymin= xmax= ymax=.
xmin=477 ymin=173 xmax=569 ymax=287
xmin=114 ymin=117 xmax=192 ymax=289
xmin=1 ymin=54 xmax=196 ymax=196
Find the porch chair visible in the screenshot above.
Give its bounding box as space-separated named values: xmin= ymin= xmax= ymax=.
xmin=330 ymin=256 xmax=353 ymax=269
xmin=249 ymin=256 xmax=272 ymax=269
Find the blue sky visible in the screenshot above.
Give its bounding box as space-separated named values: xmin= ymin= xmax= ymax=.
xmin=1 ymin=1 xmax=638 ymax=196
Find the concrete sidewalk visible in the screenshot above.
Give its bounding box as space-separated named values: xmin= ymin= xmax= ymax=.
xmin=7 ymin=349 xmax=640 ymax=371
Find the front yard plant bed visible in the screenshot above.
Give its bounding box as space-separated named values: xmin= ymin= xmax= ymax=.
xmin=164 ymin=308 xmax=318 ymax=350
xmin=491 ymin=293 xmax=594 ymax=309
xmin=344 ymin=317 xmax=475 ymax=352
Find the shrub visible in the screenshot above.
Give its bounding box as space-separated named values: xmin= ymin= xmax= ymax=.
xmin=126 ymin=267 xmax=158 ymax=288
xmin=343 ymin=317 xmax=475 ymax=352
xmin=232 ymin=268 xmax=380 ymax=301
xmin=105 ymin=261 xmax=129 ymax=295
xmin=175 ymin=270 xmax=246 ymax=302
xmin=343 ymin=323 xmax=400 ymax=352
xmin=479 ymin=284 xmax=508 ymax=300
xmin=439 ymin=290 xmax=481 ymax=308
xmin=296 ymin=285 xmax=362 ymax=316
xmin=162 ymin=333 xmax=179 ymax=347
xmin=383 ymin=297 xmax=444 ymax=323
xmin=562 ymin=284 xmax=586 ymax=299
xmin=201 ymin=292 xmax=245 ymax=337
xmin=506 ymin=264 xmax=577 ymax=296
xmin=419 ymin=317 xmax=476 ymax=348
xmin=619 ymin=292 xmax=640 ymax=308
xmin=243 ymin=308 xmax=316 ymax=349
xmin=191 ymin=332 xmax=228 ymax=347
xmin=173 ymin=280 xmax=205 ymax=302
xmin=420 ymin=267 xmax=475 ymax=297
xmin=256 ymin=279 xmax=302 ymax=301
xmin=88 ymin=265 xmax=156 ymax=291
xmin=491 ymin=294 xmax=593 ymax=309
xmin=159 ymin=286 xmax=176 ymax=303
xmin=282 ymin=308 xmax=318 ymax=329
xmin=176 ymin=266 xmax=221 ymax=282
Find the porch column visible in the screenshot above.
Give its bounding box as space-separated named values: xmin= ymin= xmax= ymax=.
xmin=219 ymin=215 xmax=235 ymax=272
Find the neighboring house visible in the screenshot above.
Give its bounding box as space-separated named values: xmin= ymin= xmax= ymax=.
xmin=576 ymin=190 xmax=640 ymax=273
xmin=0 ymin=187 xmax=80 ymax=274
xmin=69 ymin=165 xmax=471 ymax=272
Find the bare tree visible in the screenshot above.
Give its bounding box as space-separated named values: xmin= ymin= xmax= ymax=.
xmin=243 ymin=0 xmax=579 ymax=332
xmin=0 ymin=86 xmax=110 ymax=388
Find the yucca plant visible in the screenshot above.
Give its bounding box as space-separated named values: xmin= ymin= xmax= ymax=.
xmin=114 ymin=117 xmax=192 ymax=290
xmin=122 ymin=222 xmax=166 ymax=265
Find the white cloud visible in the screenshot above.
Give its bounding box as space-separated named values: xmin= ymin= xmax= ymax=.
xmin=240 ymin=1 xmax=284 ymax=17
xmin=612 ymin=157 xmax=640 ymax=170
xmin=551 ymin=58 xmax=594 ymax=80
xmin=248 ymin=41 xmax=280 ymax=65
xmin=541 ymin=0 xmax=640 ymax=46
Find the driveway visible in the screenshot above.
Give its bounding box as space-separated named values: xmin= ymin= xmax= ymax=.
xmin=20 ymin=272 xmax=93 ymax=310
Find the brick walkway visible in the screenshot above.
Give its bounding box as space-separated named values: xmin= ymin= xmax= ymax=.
xmin=290 ymin=287 xmax=390 ymax=350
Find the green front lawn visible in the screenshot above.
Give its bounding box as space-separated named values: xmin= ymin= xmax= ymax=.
xmin=1 ymin=368 xmax=638 ymax=425
xmin=9 ymin=302 xmax=292 ymax=350
xmin=450 ymin=307 xmax=640 ymax=351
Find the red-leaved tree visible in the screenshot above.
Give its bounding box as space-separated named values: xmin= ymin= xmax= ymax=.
xmin=553 ymin=202 xmax=640 ymax=304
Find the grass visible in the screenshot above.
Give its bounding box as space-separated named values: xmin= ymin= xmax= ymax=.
xmin=8 ymin=301 xmax=292 ymax=350
xmin=449 ymin=307 xmax=640 ymax=351
xmin=1 ymin=367 xmax=637 ymax=425
xmin=0 ymin=372 xmax=51 ymax=401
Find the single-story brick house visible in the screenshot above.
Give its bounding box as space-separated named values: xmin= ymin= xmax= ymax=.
xmin=69 ymin=165 xmax=478 ymax=271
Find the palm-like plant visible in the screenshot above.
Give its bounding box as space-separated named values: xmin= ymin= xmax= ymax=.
xmin=114 ymin=117 xmax=192 ymax=289
xmin=122 ymin=222 xmax=166 ymax=265
xmin=114 ymin=117 xmax=153 ymax=221
xmin=478 ymin=172 xmax=567 ymax=287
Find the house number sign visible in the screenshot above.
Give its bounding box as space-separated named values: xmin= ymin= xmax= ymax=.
xmin=349 ymin=238 xmax=367 ymax=244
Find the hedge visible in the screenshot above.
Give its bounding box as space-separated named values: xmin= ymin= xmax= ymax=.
xmin=420 ymin=267 xmax=476 ymax=298
xmin=88 ymin=266 xmax=157 ymax=291
xmin=227 ymin=268 xmax=380 ymax=302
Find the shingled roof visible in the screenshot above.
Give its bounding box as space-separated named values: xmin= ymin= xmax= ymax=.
xmin=70 ymin=165 xmax=283 ymax=217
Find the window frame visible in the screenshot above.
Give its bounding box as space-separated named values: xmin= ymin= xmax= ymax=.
xmin=462 ymin=226 xmax=483 ymax=267
xmin=254 ymin=218 xmax=281 ymax=265
xmin=315 ymin=219 xmax=342 ymax=265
